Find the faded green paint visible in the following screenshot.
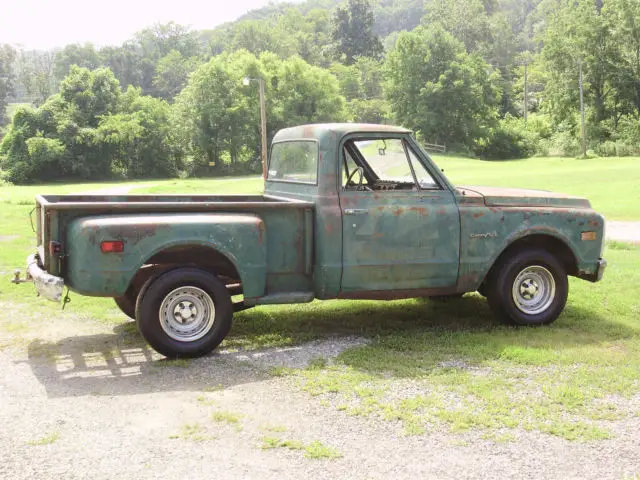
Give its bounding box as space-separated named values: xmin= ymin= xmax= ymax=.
xmin=66 ymin=214 xmax=268 ymax=298
xmin=31 ymin=123 xmax=606 ymax=307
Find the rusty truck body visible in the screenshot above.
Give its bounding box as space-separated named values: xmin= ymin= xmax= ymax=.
xmin=24 ymin=123 xmax=607 ymax=357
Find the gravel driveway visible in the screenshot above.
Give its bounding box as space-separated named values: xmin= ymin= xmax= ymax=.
xmin=1 ymin=311 xmax=639 ymax=480
xmin=606 ymin=221 xmax=640 ymax=244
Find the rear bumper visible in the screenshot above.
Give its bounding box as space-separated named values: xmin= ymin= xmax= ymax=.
xmin=27 ymin=254 xmax=64 ymax=302
xmin=578 ymin=258 xmax=607 ymax=283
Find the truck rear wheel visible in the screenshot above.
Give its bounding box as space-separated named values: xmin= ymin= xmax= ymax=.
xmin=135 ymin=267 xmax=233 ymax=358
xmin=486 ymin=248 xmax=568 ymax=326
xmin=114 ymin=293 xmax=136 ymax=319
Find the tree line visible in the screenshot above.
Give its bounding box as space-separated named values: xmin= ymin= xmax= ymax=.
xmin=1 ymin=0 xmax=639 ymax=183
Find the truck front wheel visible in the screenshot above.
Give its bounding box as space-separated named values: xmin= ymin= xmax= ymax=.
xmin=486 ymin=248 xmax=568 ymax=326
xmin=135 ymin=268 xmax=233 ymax=358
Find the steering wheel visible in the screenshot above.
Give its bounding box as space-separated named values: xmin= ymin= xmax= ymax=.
xmin=346 ymin=166 xmax=366 ymax=191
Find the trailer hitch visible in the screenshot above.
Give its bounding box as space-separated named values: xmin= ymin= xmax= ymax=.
xmin=11 ymin=269 xmax=32 ymax=284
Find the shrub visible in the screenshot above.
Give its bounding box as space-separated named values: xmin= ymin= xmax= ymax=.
xmin=544 ymin=131 xmax=581 ymax=157
xmin=473 ymin=116 xmax=538 ymax=160
xmin=595 ymin=141 xmax=617 ymax=157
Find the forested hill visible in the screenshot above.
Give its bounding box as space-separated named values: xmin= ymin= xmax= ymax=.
xmin=1 ymin=0 xmax=639 ymax=184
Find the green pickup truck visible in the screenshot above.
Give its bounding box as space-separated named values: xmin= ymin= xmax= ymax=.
xmin=24 ymin=123 xmax=606 ymax=358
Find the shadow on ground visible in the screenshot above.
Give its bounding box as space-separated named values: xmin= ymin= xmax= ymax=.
xmin=25 ymin=294 xmax=633 ymax=397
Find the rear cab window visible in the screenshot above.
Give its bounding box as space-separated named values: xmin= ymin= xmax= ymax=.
xmin=268 ymin=141 xmax=318 ymax=184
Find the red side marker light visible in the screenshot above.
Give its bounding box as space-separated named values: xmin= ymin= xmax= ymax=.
xmin=49 ymin=241 xmax=62 ymax=255
xmin=101 ymin=241 xmax=124 ymax=253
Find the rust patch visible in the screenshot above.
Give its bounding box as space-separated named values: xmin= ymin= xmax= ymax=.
xmin=408 ymin=207 xmax=428 ymax=216
xmin=392 ymin=208 xmax=404 ymax=216
xmin=324 ymin=222 xmax=334 ymax=234
xmin=472 ymin=212 xmax=485 ymax=218
xmin=257 ymin=221 xmax=265 ymax=244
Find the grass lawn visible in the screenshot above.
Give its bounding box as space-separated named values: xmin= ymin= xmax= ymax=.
xmin=1 ymin=155 xmax=639 ymax=442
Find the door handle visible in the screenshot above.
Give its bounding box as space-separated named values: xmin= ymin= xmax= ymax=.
xmin=344 ymin=209 xmax=368 ymax=215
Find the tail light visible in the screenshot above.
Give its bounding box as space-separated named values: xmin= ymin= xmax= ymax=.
xmin=49 ymin=241 xmax=62 ymax=256
xmin=101 ymin=241 xmax=124 ymax=253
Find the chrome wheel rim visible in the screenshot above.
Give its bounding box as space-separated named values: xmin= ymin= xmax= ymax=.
xmin=511 ymin=265 xmax=556 ymax=315
xmin=159 ymin=286 xmax=215 ymax=342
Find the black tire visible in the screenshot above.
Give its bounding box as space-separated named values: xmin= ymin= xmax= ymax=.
xmin=114 ymin=293 xmax=136 ymax=320
xmin=135 ymin=267 xmax=233 ymax=358
xmin=486 ymin=248 xmax=568 ymax=326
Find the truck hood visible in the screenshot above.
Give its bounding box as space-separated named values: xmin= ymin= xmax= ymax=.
xmin=458 ymin=186 xmax=591 ymax=209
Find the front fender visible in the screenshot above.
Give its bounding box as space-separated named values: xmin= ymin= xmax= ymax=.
xmin=458 ymin=206 xmax=605 ymax=290
xmin=65 ymin=213 xmax=267 ymax=298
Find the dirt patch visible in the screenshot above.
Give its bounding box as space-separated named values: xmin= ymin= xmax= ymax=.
xmin=1 ymin=308 xmax=640 ymax=479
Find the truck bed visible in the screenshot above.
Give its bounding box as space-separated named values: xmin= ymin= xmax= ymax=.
xmin=34 ymin=194 xmax=314 ymax=277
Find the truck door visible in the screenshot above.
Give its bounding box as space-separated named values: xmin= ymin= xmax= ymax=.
xmin=338 ymin=136 xmax=460 ymax=295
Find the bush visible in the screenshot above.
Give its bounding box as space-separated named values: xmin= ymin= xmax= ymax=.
xmin=594 ymin=140 xmax=639 ymax=157
xmin=595 ymin=141 xmax=617 ymax=157
xmin=1 ymin=136 xmax=70 ymax=184
xmin=543 ymin=131 xmax=581 ymax=157
xmin=616 ymin=115 xmax=640 ymax=145
xmin=473 ymin=116 xmax=538 ymax=160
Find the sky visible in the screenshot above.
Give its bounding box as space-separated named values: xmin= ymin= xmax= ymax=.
xmin=1 ymin=0 xmax=292 ymax=50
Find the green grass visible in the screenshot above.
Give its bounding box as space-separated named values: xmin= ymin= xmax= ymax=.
xmin=1 ymin=159 xmax=639 ymax=442
xmin=27 ymin=432 xmax=60 ymax=446
xmin=432 ymin=154 xmax=640 ymax=221
xmin=260 ymin=436 xmax=342 ymax=459
xmin=211 ymin=410 xmax=243 ymax=425
xmin=169 ymin=423 xmax=213 ymax=442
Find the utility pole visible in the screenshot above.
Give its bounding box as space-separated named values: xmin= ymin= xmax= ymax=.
xmin=578 ymin=61 xmax=586 ymax=156
xmin=258 ymin=78 xmax=267 ymax=180
xmin=524 ymin=63 xmax=528 ymax=125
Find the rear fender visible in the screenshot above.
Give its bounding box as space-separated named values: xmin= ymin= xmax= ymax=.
xmin=65 ymin=213 xmax=267 ymax=298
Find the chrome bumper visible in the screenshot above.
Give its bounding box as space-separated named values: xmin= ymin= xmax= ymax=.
xmin=27 ymin=254 xmax=64 ymax=302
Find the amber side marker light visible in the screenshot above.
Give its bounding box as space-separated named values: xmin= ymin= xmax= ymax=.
xmin=581 ymin=231 xmax=597 ymax=241
xmin=101 ymin=241 xmax=124 ymax=253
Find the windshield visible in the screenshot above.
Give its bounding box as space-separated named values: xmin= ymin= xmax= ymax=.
xmin=349 ymin=138 xmax=439 ymax=190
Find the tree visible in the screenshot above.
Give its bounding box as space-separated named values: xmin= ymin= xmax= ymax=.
xmin=422 ymin=0 xmax=492 ymax=53
xmin=99 ymin=87 xmax=178 ymax=178
xmin=135 ymin=22 xmax=202 ymax=60
xmin=59 ymin=66 xmax=120 ymax=127
xmin=133 ymin=22 xmax=203 ymax=95
xmin=385 ymin=26 xmax=501 ymax=149
xmin=14 ymin=50 xmax=57 ymax=106
xmin=152 ymin=50 xmax=200 ymax=100
xmin=1 ymin=66 xmax=178 ymax=183
xmin=0 ymin=44 xmax=17 ymax=126
xmin=99 ymin=43 xmax=144 ymax=90
xmin=541 ymin=0 xmax=620 ymax=140
xmin=172 ymin=51 xmax=259 ymax=175
xmin=172 ymin=51 xmax=347 ymax=176
xmin=606 ymin=0 xmax=640 ymax=118
xmin=54 ymin=43 xmax=101 ymax=81
xmin=331 ymin=0 xmax=383 ymax=64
